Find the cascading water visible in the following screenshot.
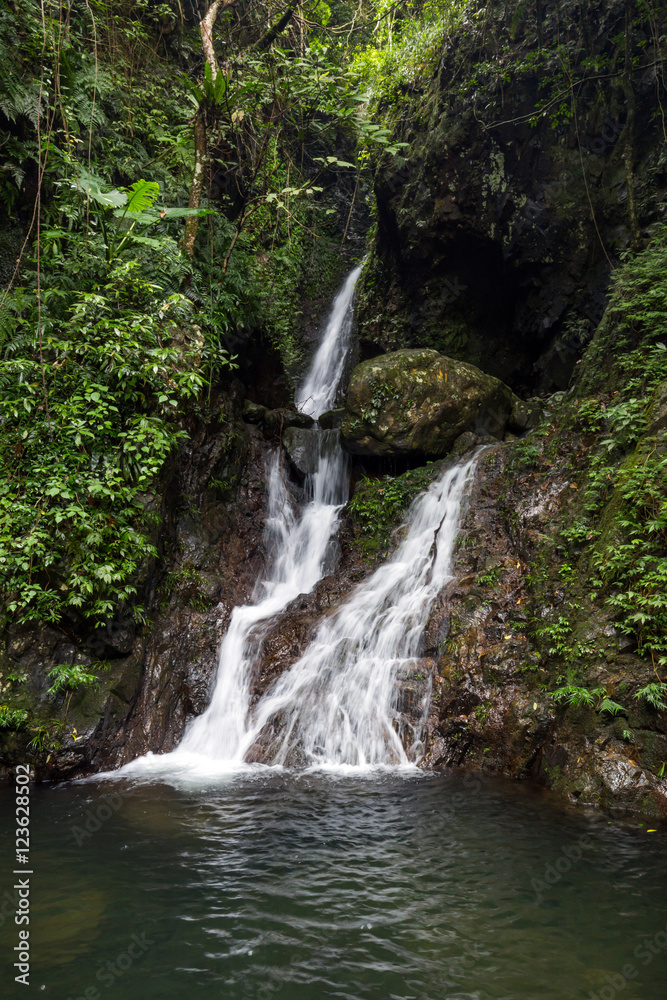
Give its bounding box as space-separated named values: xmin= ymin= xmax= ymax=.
xmin=170 ymin=269 xmax=360 ymax=763
xmin=239 ymin=455 xmax=477 ymax=767
xmin=112 ymin=265 xmax=477 ymax=779
xmin=177 ymin=440 xmax=348 ymax=761
xmin=296 ymin=265 xmax=361 ymax=417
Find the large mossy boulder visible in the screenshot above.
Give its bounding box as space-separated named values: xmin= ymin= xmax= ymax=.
xmin=341 ymin=349 xmax=518 ymax=458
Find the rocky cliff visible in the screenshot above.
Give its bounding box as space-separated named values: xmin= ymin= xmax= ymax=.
xmin=356 ymin=0 xmax=666 ymax=394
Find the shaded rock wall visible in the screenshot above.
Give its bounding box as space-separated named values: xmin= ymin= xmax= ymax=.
xmin=0 ymin=385 xmax=278 ymax=779
xmin=356 ymin=0 xmax=667 ymax=394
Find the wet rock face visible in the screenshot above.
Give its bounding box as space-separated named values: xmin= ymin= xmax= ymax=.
xmin=340 ymin=348 xmax=517 ymax=457
xmin=355 ymin=0 xmax=665 ymax=394
xmin=282 ymin=426 xmax=322 ymax=477
xmin=423 ymin=439 xmax=667 ymax=822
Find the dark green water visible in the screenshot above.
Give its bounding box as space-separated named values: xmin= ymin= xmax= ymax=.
xmin=1 ymin=768 xmax=666 ymax=1000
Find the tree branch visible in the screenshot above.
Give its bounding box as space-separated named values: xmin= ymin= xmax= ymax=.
xmin=201 ymin=0 xmax=226 ymax=81
xmin=183 ymin=0 xmax=231 ymax=257
xmin=253 ymin=3 xmax=299 ymax=52
xmin=183 ymin=110 xmax=207 ymax=258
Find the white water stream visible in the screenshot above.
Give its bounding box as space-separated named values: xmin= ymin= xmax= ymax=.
xmin=113 ymin=267 xmax=477 ymax=779
xmin=296 ymin=265 xmax=361 ymax=418
xmin=238 ymin=455 xmax=476 ymax=767
xmin=175 ymin=272 xmax=359 ymax=763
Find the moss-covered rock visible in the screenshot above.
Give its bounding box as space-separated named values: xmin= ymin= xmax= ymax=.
xmin=341 ymin=348 xmax=517 ymax=457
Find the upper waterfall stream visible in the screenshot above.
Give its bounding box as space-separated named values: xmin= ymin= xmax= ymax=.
xmin=295 ymin=265 xmax=361 ymax=418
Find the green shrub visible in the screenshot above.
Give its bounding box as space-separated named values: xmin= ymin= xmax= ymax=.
xmin=0 ymin=706 xmax=28 ymax=730
xmin=349 ymin=463 xmax=442 ymax=556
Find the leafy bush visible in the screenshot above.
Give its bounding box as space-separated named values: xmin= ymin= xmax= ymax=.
xmin=635 ymin=682 xmax=667 ymax=711
xmin=349 ymin=463 xmax=442 ymax=555
xmin=551 ymin=685 xmax=626 ymax=716
xmin=351 ymin=0 xmax=470 ymax=104
xmin=0 ymin=239 xmax=218 ymax=625
xmin=46 ymin=664 xmax=99 ymax=698
xmin=0 ymin=706 xmax=28 ymax=730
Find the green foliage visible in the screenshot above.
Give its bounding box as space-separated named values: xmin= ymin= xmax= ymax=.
xmin=616 ymin=229 xmax=667 ymax=344
xmin=0 ymin=0 xmax=384 ymax=633
xmin=46 ymin=663 xmax=99 ymax=698
xmin=599 ymin=397 xmax=647 ymax=455
xmin=520 ymin=231 xmax=667 ymax=718
xmin=351 ymin=0 xmax=469 ymax=106
xmin=598 ymin=696 xmax=627 ymax=716
xmin=477 ymin=566 xmax=500 ymax=587
xmin=551 ymin=684 xmax=597 ymax=707
xmin=60 ymin=169 xmax=208 ymax=264
xmin=551 ymin=684 xmax=626 ymax=716
xmin=26 ymin=723 xmax=62 ymax=752
xmin=0 ymin=706 xmax=28 ymax=730
xmin=349 ymin=463 xmax=442 ymax=556
xmin=0 ymin=239 xmax=219 ymax=624
xmin=159 ymin=561 xmax=209 ymax=611
xmin=635 ymin=682 xmax=667 ymax=711
xmin=591 ymin=453 xmax=667 ymax=666
xmin=535 ymin=616 xmax=573 ymax=657
xmin=564 ymin=229 xmax=667 ymax=676
xmin=560 ymin=519 xmax=598 ymax=548
xmin=508 ymin=439 xmax=541 ymax=469
xmin=473 ymin=701 xmax=491 ymax=724
xmin=576 ymin=398 xmax=605 ymax=434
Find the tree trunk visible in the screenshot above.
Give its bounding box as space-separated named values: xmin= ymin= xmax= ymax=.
xmin=622 ymin=0 xmax=640 ymax=246
xmin=201 ymin=0 xmax=223 ymax=80
xmin=183 ymin=0 xmax=228 ymax=257
xmin=183 ymin=110 xmax=207 ymax=258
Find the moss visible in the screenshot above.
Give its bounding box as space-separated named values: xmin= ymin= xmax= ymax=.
xmin=348 ymin=461 xmax=445 ymax=560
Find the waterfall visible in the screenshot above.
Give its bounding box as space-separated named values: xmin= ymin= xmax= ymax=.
xmin=238 ymin=455 xmax=477 ymax=767
xmin=296 ymin=265 xmax=361 ymax=418
xmin=111 ymin=266 xmax=477 ymax=780
xmin=173 ymin=269 xmax=359 ymax=763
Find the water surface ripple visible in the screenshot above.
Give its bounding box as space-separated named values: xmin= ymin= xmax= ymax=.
xmin=1 ymin=770 xmax=666 ymax=999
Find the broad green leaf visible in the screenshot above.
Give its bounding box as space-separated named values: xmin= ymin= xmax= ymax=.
xmin=74 ymin=168 xmax=127 ymax=209
xmin=125 ymin=179 xmax=160 ymax=215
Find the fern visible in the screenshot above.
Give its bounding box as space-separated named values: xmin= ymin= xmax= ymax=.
xmin=635 ymin=683 xmax=667 ymax=712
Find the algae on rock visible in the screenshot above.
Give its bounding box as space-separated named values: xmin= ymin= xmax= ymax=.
xmin=341 ymin=348 xmax=518 ymax=457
